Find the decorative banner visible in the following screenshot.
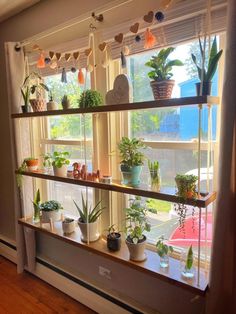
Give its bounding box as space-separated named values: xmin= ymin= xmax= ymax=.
xmin=32 ymin=44 xmax=40 ymax=51
xmin=65 ymin=53 xmax=71 ymax=61
xmin=130 ymin=22 xmax=140 ymax=34
xmin=37 ymin=53 xmax=45 ymax=68
xmin=86 ymin=64 xmax=94 ymax=72
xmin=49 ymin=51 xmax=55 ymax=59
xmin=155 ymin=11 xmax=165 ymax=22
xmin=50 ymin=60 xmax=57 ymax=69
xmin=56 ymin=53 xmax=62 ymax=61
xmin=123 ymin=45 xmax=130 ymax=56
xmin=143 ymin=11 xmax=154 ymax=23
xmin=98 ymin=42 xmax=107 ymax=52
xmin=144 ymin=28 xmax=157 ymax=49
xmin=78 ymin=68 xmax=85 ymax=84
xmin=114 ymin=33 xmax=124 ymax=44
xmin=61 ymin=67 xmax=67 ymax=83
xmin=161 ymin=0 xmax=173 ymax=9
xmin=84 ymin=48 xmax=92 ymax=57
xmin=121 ymin=51 xmax=127 ymax=68
xmin=73 ymin=51 xmax=80 ymax=61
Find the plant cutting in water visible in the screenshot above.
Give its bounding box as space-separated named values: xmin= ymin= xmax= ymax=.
xmin=148 ymin=160 xmax=160 ymax=191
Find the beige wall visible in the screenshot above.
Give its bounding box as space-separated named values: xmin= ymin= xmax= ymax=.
xmin=0 ymin=1 xmax=205 ymax=313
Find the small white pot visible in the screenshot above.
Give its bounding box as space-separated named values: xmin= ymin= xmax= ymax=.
xmin=126 ymin=236 xmax=147 ymax=262
xmin=62 ymin=219 xmax=75 ymax=234
xmin=41 ymin=210 xmax=61 ymax=223
xmin=47 ymin=101 xmax=58 ymax=111
xmin=53 ymin=164 xmax=68 ymax=177
xmin=78 ymin=220 xmax=99 ymax=242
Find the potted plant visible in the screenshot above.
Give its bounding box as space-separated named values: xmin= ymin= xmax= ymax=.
xmin=125 ymin=197 xmax=151 ymax=262
xmin=148 ymin=160 xmax=161 ymax=191
xmin=118 ymin=137 xmax=146 ymax=187
xmin=106 ymin=224 xmax=121 ymax=252
xmin=40 ymin=200 xmax=63 ymax=223
xmin=181 ymin=245 xmax=194 ymax=279
xmin=62 ymin=95 xmax=71 ymax=109
xmin=32 ymin=188 xmax=41 ymax=223
xmin=175 ymin=174 xmax=198 ymax=199
xmin=191 ymin=36 xmax=223 ymax=95
xmin=47 ymin=90 xmax=58 ymax=111
xmin=24 ymin=157 xmax=39 ymax=171
xmin=156 ymin=236 xmax=173 ymax=268
xmin=62 ymin=217 xmax=75 ymax=234
xmin=43 ymin=151 xmax=70 ymax=177
xmin=73 ymin=194 xmax=104 ymax=242
xmin=21 ymin=85 xmax=31 ymax=113
xmin=145 ymin=47 xmax=183 ymax=100
xmin=78 ymin=89 xmax=103 ymax=108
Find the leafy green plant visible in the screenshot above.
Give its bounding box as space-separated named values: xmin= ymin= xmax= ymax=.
xmin=73 ymin=193 xmax=104 ymax=223
xmin=191 ymin=36 xmax=223 ymax=82
xmin=40 ymin=200 xmax=63 ymax=212
xmin=32 ymin=189 xmax=41 ymax=222
xmin=118 ymin=137 xmax=146 ymax=169
xmin=175 ymin=174 xmax=198 ymax=199
xmin=185 ymin=245 xmax=194 ymax=270
xmin=21 ymin=86 xmax=30 ymax=107
xmin=106 ymin=224 xmax=121 ymax=238
xmin=156 ymin=236 xmax=173 ymax=257
xmin=145 ymin=47 xmax=183 ymax=81
xmin=43 ymin=151 xmax=70 ymax=169
xmin=125 ymin=197 xmax=151 ymax=244
xmin=78 ymin=89 xmax=103 ymax=108
xmin=148 ymin=160 xmax=160 ymax=190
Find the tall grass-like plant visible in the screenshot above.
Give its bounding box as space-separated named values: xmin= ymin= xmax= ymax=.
xmin=73 ymin=194 xmax=104 ymax=223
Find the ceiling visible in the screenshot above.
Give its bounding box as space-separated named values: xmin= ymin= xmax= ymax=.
xmin=0 ymin=0 xmax=39 ymax=23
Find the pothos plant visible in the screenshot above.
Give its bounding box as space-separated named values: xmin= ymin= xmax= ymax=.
xmin=125 ymin=197 xmax=151 ymax=244
xmin=156 ymin=235 xmax=173 ymax=258
xmin=174 ymin=174 xmax=198 ymax=232
xmin=43 ymin=151 xmax=70 ymax=169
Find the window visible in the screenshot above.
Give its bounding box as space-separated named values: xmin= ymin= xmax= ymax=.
xmin=126 ymin=38 xmax=220 ymax=259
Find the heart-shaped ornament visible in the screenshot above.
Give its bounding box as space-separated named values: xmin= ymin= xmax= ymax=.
xmin=73 ymin=52 xmax=80 ymax=60
xmin=84 ymin=48 xmax=92 ymax=57
xmin=56 ymin=53 xmax=62 ymax=61
xmin=49 ymin=51 xmax=55 ymax=59
xmin=65 ymin=53 xmax=71 ymax=61
xmin=114 ymin=33 xmax=124 ymax=44
xmin=143 ymin=11 xmax=154 ymax=23
xmin=130 ymin=22 xmax=139 ymax=34
xmin=99 ymin=42 xmax=107 ymax=52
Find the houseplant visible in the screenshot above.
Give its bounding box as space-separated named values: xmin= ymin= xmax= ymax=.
xmin=145 ymin=47 xmax=183 ymax=99
xmin=32 ymin=188 xmax=41 ymax=223
xmin=118 ymin=137 xmax=146 ymax=187
xmin=181 ymin=245 xmax=194 ymax=278
xmin=148 ymin=160 xmax=161 ymax=191
xmin=40 ymin=200 xmax=63 ymax=223
xmin=125 ymin=197 xmax=151 ymax=261
xmin=191 ymin=36 xmax=223 ymax=95
xmin=106 ymin=224 xmax=121 ymax=252
xmin=74 ymin=194 xmax=104 ymax=242
xmin=21 ymin=85 xmax=31 ymax=113
xmin=47 ymin=89 xmax=58 ymax=111
xmin=62 ymin=217 xmax=75 ymax=234
xmin=61 ymin=95 xmax=71 ymax=109
xmin=24 ymin=157 xmax=39 ymax=171
xmin=78 ymin=89 xmax=103 ymax=108
xmin=43 ymin=151 xmax=70 ymax=176
xmin=156 ymin=235 xmax=173 ymax=268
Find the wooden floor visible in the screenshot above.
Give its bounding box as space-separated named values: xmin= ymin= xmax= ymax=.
xmin=0 ymin=256 xmax=96 ymax=314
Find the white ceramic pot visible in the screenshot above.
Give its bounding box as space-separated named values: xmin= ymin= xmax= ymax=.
xmin=53 ymin=164 xmax=68 ymax=177
xmin=62 ymin=218 xmax=75 ymax=234
xmin=78 ymin=220 xmax=99 ymax=242
xmin=47 ymin=101 xmax=58 ymax=111
xmin=125 ymin=236 xmax=147 ymax=262
xmin=41 ymin=210 xmax=61 ymax=223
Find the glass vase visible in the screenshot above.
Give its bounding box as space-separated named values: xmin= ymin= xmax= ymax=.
xmin=160 ymin=254 xmax=169 ymax=268
xmin=33 ymin=204 xmax=41 ymax=223
xmin=180 ymin=250 xmax=195 ymax=279
xmin=149 ymin=169 xmax=161 ymax=192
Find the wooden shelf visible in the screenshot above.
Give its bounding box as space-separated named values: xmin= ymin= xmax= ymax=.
xmin=18 ymin=170 xmax=216 ymax=207
xmin=11 ymin=96 xmax=219 ymax=119
xmin=18 ymin=218 xmax=208 ymax=295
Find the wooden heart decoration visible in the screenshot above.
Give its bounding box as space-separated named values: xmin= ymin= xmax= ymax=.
xmin=105 ymin=74 xmax=133 ymax=105
xmin=114 ymin=33 xmax=124 ymax=44
xmin=84 ymin=48 xmax=92 ymax=57
xmin=49 ymin=51 xmax=55 ymax=59
xmin=55 ymin=53 xmax=62 ymax=61
xmin=73 ymin=52 xmax=80 ymax=60
xmin=130 ymin=22 xmax=139 ymax=34
xmin=65 ymin=53 xmax=71 ymax=61
xmin=99 ymin=42 xmax=107 ymax=52
xmin=143 ymin=11 xmax=154 ymax=23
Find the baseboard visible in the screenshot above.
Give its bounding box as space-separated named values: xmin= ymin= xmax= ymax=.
xmin=0 ymin=238 xmax=149 ymax=314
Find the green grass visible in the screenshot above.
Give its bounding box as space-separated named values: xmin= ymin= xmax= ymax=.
xmin=146 ymin=199 xmax=171 ymax=213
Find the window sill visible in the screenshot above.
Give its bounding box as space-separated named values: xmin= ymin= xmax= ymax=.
xmin=19 ymin=218 xmax=208 ymax=296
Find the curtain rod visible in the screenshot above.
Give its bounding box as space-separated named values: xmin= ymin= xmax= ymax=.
xmin=18 ymin=0 xmax=133 ymax=48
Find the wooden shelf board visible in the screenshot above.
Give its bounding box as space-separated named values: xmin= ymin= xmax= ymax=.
xmin=18 ymin=218 xmax=208 ymax=295
xmin=17 ymin=170 xmax=216 ymax=208
xmin=11 ymin=96 xmax=219 ymax=119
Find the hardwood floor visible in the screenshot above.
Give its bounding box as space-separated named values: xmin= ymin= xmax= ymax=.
xmin=0 ymin=256 xmax=96 ymax=314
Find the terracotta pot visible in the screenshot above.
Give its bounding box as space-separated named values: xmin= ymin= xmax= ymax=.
xmin=25 ymin=159 xmax=39 ymax=171
xmin=150 ymin=80 xmax=175 ymax=100
xmin=78 ymin=219 xmax=100 ymax=242
xmin=125 ymin=236 xmax=147 ymax=262
xmin=30 ymin=99 xmax=46 ymax=112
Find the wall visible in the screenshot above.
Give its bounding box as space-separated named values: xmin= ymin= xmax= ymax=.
xmin=0 ymin=1 xmax=206 ymax=313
